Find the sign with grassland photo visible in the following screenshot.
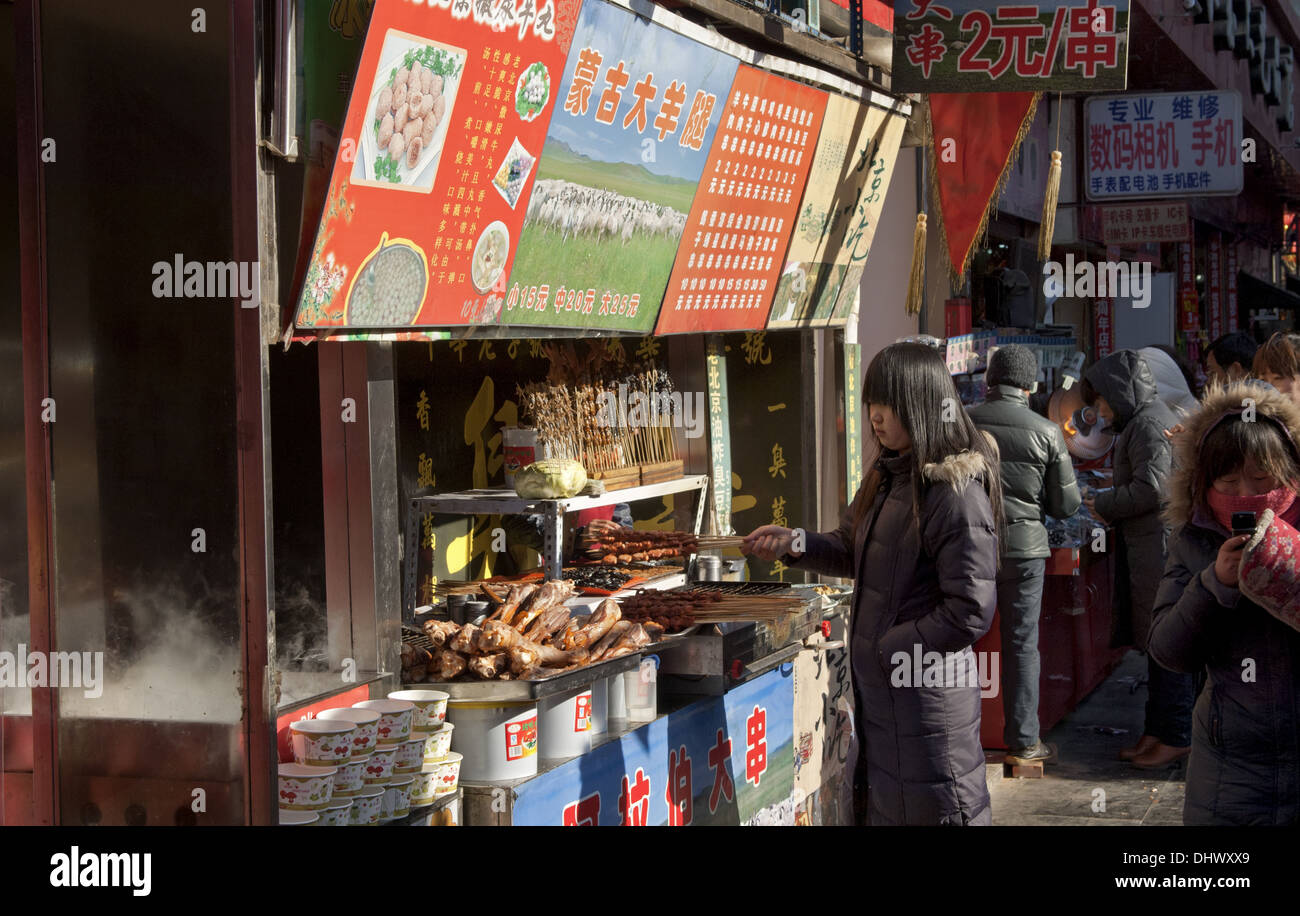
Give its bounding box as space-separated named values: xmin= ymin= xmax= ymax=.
xmin=891 ymin=0 xmax=1129 ymax=93
xmin=500 ymin=0 xmax=740 ymax=333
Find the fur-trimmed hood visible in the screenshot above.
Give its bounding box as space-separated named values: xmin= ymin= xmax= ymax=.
xmin=922 ymin=448 xmax=994 ymax=489
xmin=1166 ymin=380 xmax=1300 ymax=528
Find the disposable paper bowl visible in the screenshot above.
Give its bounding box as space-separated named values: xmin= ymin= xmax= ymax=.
xmin=409 ymin=764 xmax=440 ymax=806
xmin=317 ymin=798 xmax=354 ymax=826
xmin=315 ymin=707 xmax=381 ymax=757
xmin=290 ymin=719 xmax=357 ymax=767
xmin=433 ymin=751 xmax=462 ymax=796
xmin=349 ymin=786 xmax=385 ymax=826
xmin=386 ymin=775 xmax=416 ymax=818
xmin=331 ymin=758 xmax=368 ymax=796
xmin=279 ymin=809 xmax=320 ymax=826
xmin=353 ymin=698 xmax=415 ymax=745
xmin=361 ymin=744 xmax=400 ymax=784
xmin=395 ymin=736 xmax=426 ymax=774
xmin=278 ymin=762 xmax=337 ymax=811
xmin=388 ymin=689 xmax=450 ymax=729
xmin=421 ymin=723 xmax=455 ymax=762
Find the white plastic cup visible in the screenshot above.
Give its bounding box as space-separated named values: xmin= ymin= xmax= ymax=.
xmin=625 ymin=656 xmax=658 ymax=722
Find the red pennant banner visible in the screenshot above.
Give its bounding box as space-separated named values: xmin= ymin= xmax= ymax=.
xmin=927 ymin=92 xmax=1039 ymax=285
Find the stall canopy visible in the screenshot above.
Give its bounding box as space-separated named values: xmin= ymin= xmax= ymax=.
xmin=1239 ymin=271 xmax=1300 ymax=315
xmin=290 ymin=0 xmax=909 ymax=341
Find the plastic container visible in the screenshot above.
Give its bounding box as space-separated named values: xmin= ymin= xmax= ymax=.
xmin=625 ymin=656 xmax=659 ymax=722
xmin=608 ymin=671 xmax=628 ymax=721
xmin=446 ymin=699 xmax=539 ymax=782
xmin=503 ymin=426 xmax=539 ymax=487
xmin=590 ymin=677 xmax=609 ymax=736
xmin=539 ymin=686 xmax=593 ymax=761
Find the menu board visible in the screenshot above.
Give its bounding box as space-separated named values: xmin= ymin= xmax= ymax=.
xmin=502 ymin=0 xmax=738 ymax=333
xmin=294 ymin=0 xmax=583 ymax=330
xmin=293 ymin=0 xmax=909 ymax=336
xmin=653 ymin=66 xmax=827 ymax=335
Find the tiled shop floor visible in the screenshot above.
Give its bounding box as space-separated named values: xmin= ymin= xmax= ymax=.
xmin=987 ymin=650 xmax=1188 ymax=826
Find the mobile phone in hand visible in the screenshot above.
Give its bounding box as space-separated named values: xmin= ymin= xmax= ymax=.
xmin=1231 ymin=511 xmax=1257 ymax=538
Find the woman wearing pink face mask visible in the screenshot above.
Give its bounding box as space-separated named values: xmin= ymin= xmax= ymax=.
xmin=1149 ymin=380 xmax=1300 ymax=824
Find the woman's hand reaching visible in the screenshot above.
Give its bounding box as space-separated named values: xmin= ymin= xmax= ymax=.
xmin=1215 ymin=534 xmax=1249 ymax=587
xmin=743 ymin=525 xmax=798 ymax=562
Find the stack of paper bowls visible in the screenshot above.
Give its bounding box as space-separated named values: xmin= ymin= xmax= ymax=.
xmin=281 ymin=715 xmax=358 ymax=826
xmin=391 ymin=689 xmax=461 ymax=806
xmin=353 ymin=697 xmax=416 ymax=822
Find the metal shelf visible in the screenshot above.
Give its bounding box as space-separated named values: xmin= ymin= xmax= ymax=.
xmin=403 ymin=475 xmax=711 ymax=618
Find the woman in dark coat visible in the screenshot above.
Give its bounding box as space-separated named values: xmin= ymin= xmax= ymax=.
xmin=1149 ymin=381 xmax=1300 ymax=825
xmin=744 ymin=342 xmax=1002 ymax=825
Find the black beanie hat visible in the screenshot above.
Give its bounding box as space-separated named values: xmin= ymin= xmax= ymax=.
xmin=986 ymin=344 xmax=1039 ymax=390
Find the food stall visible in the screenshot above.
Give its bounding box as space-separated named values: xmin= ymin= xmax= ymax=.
xmin=6 ymin=0 xmax=908 ymax=825
xmin=263 ymin=0 xmax=908 ymax=827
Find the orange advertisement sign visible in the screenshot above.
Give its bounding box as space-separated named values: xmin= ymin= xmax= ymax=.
xmin=654 ymin=66 xmax=828 ymax=334
xmin=294 ymin=0 xmax=583 ymax=331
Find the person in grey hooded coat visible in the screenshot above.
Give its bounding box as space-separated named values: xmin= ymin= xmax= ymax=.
xmin=1083 ymin=349 xmax=1184 ymax=768
xmin=744 ymin=343 xmax=1002 ymax=825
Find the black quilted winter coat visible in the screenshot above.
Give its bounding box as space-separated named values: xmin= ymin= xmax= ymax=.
xmin=791 ymin=448 xmax=998 ymax=825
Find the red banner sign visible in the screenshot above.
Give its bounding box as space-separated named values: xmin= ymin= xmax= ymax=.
xmin=1225 ymin=241 xmax=1238 ymax=332
xmin=1095 ymin=297 xmax=1113 ymax=358
xmin=1207 ymin=232 xmax=1223 ymax=340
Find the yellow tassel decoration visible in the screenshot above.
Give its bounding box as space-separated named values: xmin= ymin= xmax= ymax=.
xmin=1037 ymin=150 xmax=1062 ymax=261
xmin=905 ymin=212 xmax=927 ymax=316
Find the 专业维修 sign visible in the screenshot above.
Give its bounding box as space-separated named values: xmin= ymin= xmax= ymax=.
xmin=1085 ymin=91 xmax=1243 ymax=200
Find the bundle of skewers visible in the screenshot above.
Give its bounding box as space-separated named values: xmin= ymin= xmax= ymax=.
xmin=578 ymin=526 xmax=745 ymax=565
xmin=516 ymin=360 xmax=681 ymax=476
xmin=403 ymin=580 xmax=661 ymax=683
xmin=617 ymin=587 xmax=804 ymax=633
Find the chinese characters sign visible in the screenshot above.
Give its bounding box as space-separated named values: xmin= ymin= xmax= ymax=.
xmin=1099 ymin=201 xmax=1189 ymax=245
xmin=768 ymin=96 xmax=907 ymax=329
xmin=655 ymin=66 xmax=828 ymax=334
xmin=511 ymin=667 xmax=793 ymax=825
xmin=1207 ymin=232 xmax=1223 ymax=340
xmin=504 ymin=0 xmax=739 ymax=333
xmin=892 ymin=0 xmax=1129 ymax=93
xmin=1085 ymin=91 xmax=1243 ymax=200
xmin=294 ymin=0 xmax=582 ymax=331
xmin=706 ymin=336 xmax=733 ymax=535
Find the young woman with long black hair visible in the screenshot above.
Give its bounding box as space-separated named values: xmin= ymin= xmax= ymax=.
xmin=744 ymin=342 xmax=1003 ymax=825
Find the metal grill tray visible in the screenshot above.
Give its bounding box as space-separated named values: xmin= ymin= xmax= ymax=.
xmin=403 ymin=648 xmax=642 ymax=700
